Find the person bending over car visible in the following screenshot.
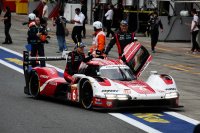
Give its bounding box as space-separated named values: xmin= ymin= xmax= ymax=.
xmin=64 ymin=42 xmax=93 ymax=83
xmin=103 ymin=20 xmax=136 ymax=59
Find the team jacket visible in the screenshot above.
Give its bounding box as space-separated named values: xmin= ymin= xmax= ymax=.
xmin=64 ymin=51 xmax=93 ymax=82
xmin=104 ymin=31 xmax=135 ymax=58
xmin=90 ymin=30 xmax=106 ymax=55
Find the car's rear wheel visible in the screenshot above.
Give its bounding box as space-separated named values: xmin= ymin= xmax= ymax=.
xmin=81 ymin=80 xmax=93 ymax=109
xmin=29 ymin=71 xmax=40 ymax=98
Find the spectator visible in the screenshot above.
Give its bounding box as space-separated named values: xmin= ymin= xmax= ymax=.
xmin=103 ymin=20 xmax=136 ymax=59
xmin=1 ymin=6 xmax=12 ymax=44
xmin=105 ymin=4 xmax=114 ymax=38
xmin=81 ymin=0 xmax=87 ymax=38
xmin=42 ymin=0 xmax=48 ymax=28
xmin=148 ymin=11 xmax=163 ymax=53
xmin=190 ymin=8 xmax=200 ymax=54
xmin=93 ymin=3 xmax=100 ymax=21
xmin=114 ymin=3 xmax=124 ymax=31
xmin=53 ymin=10 xmax=67 ymax=53
xmin=63 ymin=42 xmax=93 ymax=83
xmin=89 ymin=21 xmax=106 ymax=57
xmin=27 ymin=17 xmax=47 ymax=67
xmin=71 ymin=8 xmax=85 ymax=46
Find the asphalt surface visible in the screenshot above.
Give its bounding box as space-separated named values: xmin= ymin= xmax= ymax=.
xmin=0 ymin=13 xmax=200 ymax=133
xmin=0 ymin=65 xmax=145 ymax=133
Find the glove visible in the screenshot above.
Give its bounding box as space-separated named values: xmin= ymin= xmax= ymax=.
xmin=95 ymin=50 xmax=101 ymax=56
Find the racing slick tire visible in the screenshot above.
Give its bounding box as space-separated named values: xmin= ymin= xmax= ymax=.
xmin=80 ymin=80 xmax=93 ymax=109
xmin=29 ymin=71 xmax=40 ymax=98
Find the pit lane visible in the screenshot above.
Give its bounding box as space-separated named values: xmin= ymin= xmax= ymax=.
xmin=0 ymin=47 xmax=199 ymax=133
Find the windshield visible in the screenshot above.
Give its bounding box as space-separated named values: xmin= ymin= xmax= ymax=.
xmin=100 ymin=66 xmax=136 ymax=81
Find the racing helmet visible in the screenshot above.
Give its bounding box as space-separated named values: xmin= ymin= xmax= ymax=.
xmin=28 ymin=13 xmax=36 ymax=21
xmin=93 ymin=21 xmax=102 ymax=30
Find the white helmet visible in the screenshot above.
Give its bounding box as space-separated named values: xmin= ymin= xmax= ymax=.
xmin=93 ymin=21 xmax=102 ymax=29
xmin=28 ymin=13 xmax=36 ymax=21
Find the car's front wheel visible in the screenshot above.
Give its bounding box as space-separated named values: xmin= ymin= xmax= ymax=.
xmin=81 ymin=80 xmax=93 ymax=109
xmin=29 ymin=71 xmax=40 ymax=98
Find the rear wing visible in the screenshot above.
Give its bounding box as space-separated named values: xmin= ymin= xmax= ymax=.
xmin=23 ymin=51 xmax=69 ymax=94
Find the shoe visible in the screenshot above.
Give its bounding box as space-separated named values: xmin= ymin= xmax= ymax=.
xmin=152 ymin=50 xmax=156 ymax=53
xmin=2 ymin=42 xmax=8 ymax=44
xmin=7 ymin=42 xmax=12 ymax=44
xmin=192 ymin=52 xmax=197 ymax=54
xmin=56 ymin=51 xmax=61 ymax=53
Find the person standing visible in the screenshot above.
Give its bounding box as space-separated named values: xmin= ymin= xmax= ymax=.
xmin=53 ymin=10 xmax=67 ymax=53
xmin=89 ymin=21 xmax=106 ymax=57
xmin=105 ymin=4 xmax=114 ymax=38
xmin=148 ymin=11 xmax=163 ymax=53
xmin=1 ymin=6 xmax=12 ymax=44
xmin=42 ymin=0 xmax=48 ymax=28
xmin=27 ymin=17 xmax=47 ymax=67
xmin=103 ymin=20 xmax=135 ymax=59
xmin=71 ymin=8 xmax=85 ymax=45
xmin=190 ymin=9 xmax=200 ymax=54
xmin=93 ymin=3 xmax=100 ymax=22
xmin=81 ymin=1 xmax=87 ymax=38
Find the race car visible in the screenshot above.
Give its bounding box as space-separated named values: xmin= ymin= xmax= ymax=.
xmin=23 ymin=41 xmax=180 ymax=109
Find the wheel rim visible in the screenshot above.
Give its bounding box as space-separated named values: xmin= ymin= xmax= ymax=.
xmin=81 ymin=81 xmax=93 ymax=109
xmin=29 ymin=72 xmax=40 ymax=97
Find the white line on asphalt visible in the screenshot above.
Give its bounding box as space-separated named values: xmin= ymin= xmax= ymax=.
xmin=0 ymin=46 xmax=23 ymax=57
xmin=109 ymin=113 xmax=162 ymax=133
xmin=0 ymin=60 xmax=24 ymax=74
xmin=165 ymin=112 xmax=200 ymax=125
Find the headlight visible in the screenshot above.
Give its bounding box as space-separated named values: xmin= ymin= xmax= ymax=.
xmin=105 ymin=94 xmax=128 ymax=100
xmin=105 ymin=94 xmax=117 ymax=100
xmin=165 ymin=92 xmax=178 ymax=99
xmin=116 ymin=95 xmax=129 ymax=100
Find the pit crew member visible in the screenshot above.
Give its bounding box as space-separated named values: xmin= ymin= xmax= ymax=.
xmin=89 ymin=21 xmax=106 ymax=57
xmin=103 ymin=20 xmax=136 ymax=59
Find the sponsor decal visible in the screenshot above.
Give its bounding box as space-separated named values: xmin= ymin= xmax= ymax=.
xmin=48 ymin=81 xmax=57 ymax=86
xmin=40 ymin=75 xmax=49 ymax=79
xmin=102 ymin=90 xmax=118 ymax=93
xmin=124 ymin=89 xmax=131 ymax=94
xmin=165 ymin=88 xmax=176 ymax=91
xmin=134 ymin=113 xmax=170 ymax=123
xmin=94 ymin=98 xmax=102 ymax=105
xmin=106 ymin=101 xmax=112 ymax=107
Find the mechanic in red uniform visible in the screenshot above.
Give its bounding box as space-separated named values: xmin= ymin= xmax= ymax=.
xmin=64 ymin=42 xmax=93 ymax=83
xmin=103 ymin=20 xmax=136 ymax=59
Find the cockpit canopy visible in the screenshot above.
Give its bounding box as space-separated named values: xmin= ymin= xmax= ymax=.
xmin=78 ymin=64 xmax=136 ymax=81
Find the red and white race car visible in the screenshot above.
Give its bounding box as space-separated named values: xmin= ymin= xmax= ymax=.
xmin=23 ymin=42 xmax=180 ymax=109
